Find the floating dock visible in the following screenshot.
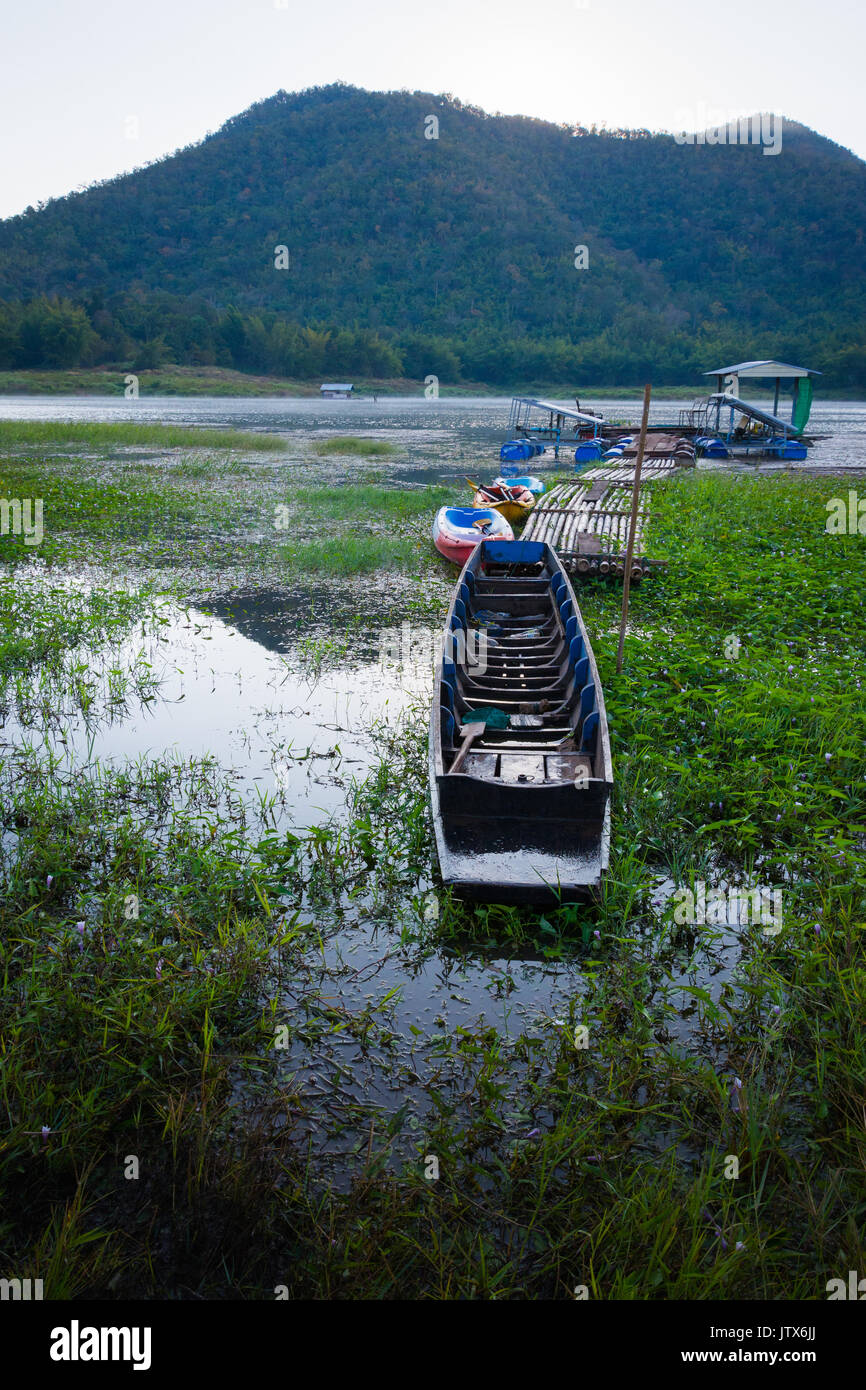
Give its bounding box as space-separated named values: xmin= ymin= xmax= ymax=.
xmin=522 ymin=455 xmax=689 ymax=581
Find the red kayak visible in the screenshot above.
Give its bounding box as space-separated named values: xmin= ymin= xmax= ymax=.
xmin=432 ymin=506 xmax=514 ymax=565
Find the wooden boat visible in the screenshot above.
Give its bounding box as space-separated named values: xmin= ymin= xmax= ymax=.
xmin=429 ymin=538 xmax=613 ymax=904
xmin=432 ymin=506 xmax=514 ymax=566
xmin=468 ymin=478 xmax=535 ymax=525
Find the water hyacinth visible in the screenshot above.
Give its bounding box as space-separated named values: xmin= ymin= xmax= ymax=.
xmin=0 ymin=450 xmax=863 ymax=1301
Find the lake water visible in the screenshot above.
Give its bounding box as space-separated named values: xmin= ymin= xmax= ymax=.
xmin=2 ymin=393 xmax=866 ymax=479
xmin=1 ymin=392 xmax=855 ymax=1173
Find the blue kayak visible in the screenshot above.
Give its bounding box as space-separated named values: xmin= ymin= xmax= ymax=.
xmin=494 ymin=474 xmax=545 ymax=496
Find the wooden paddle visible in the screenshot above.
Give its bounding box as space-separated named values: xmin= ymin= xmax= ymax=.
xmin=449 ymin=707 xmax=510 ymax=773
xmin=466 ymin=475 xmax=508 ymax=505
xmin=449 ymin=722 xmax=486 ymax=773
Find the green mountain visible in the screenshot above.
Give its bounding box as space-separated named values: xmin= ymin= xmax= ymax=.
xmin=1 ymin=84 xmax=865 ymax=386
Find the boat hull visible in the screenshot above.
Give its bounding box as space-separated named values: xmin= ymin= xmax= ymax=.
xmin=471 ymin=483 xmax=535 ymax=525
xmin=432 ymin=507 xmax=514 ymax=565
xmin=429 ymin=739 xmax=611 ymax=903
xmin=494 ymin=474 xmax=545 ymax=497
xmin=429 ymin=538 xmax=614 ymax=903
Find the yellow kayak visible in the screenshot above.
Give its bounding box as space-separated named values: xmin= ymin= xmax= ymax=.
xmin=467 ymin=478 xmax=535 ymax=525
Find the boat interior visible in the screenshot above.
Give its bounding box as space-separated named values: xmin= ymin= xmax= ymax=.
xmin=437 ymin=558 xmax=604 ymax=789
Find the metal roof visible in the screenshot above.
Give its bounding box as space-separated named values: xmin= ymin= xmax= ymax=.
xmin=708 ymin=393 xmax=792 ymax=431
xmin=514 ymin=397 xmax=606 ymax=424
xmin=320 ymin=383 xmax=354 ymax=391
xmin=703 ymin=360 xmax=821 ymax=379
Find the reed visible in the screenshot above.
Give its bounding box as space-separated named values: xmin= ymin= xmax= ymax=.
xmin=1 ymin=456 xmax=864 ymax=1300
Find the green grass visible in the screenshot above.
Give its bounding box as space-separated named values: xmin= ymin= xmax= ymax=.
xmin=291 ymin=482 xmax=454 ymax=521
xmin=313 ymin=436 xmax=398 ymax=457
xmin=0 ymin=454 xmax=455 ymax=593
xmin=1 ymin=460 xmax=864 ymax=1300
xmin=0 ymin=419 xmax=286 ymax=451
xmin=276 ymin=483 xmax=456 ymax=575
xmin=280 ymin=534 xmax=421 ymax=575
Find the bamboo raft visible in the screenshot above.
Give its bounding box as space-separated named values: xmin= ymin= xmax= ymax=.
xmin=521 ymin=457 xmax=685 ymax=580
xmin=576 ymin=460 xmax=683 ymax=485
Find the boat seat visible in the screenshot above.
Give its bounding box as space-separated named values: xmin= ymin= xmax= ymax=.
xmin=456 ymin=671 xmax=574 ymax=705
xmin=440 ymin=704 xmax=457 ymax=747
xmin=580 ymin=710 xmax=599 ymax=754
xmin=572 ymin=655 xmax=589 ymax=688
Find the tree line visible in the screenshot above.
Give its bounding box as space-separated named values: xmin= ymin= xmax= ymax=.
xmin=1 ymin=292 xmax=864 ymax=388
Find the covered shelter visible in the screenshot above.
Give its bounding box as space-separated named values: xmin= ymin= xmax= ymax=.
xmin=702 ymin=360 xmax=821 ymax=434
xmin=320 ymin=383 xmax=354 ymax=399
xmin=507 ymin=397 xmax=605 ymax=459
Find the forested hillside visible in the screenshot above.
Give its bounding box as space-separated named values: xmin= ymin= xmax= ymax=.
xmin=1 ymin=84 xmax=864 ymax=386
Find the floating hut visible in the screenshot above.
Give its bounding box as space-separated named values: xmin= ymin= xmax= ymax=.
xmin=679 ymin=359 xmax=823 ymax=457
xmin=507 ymin=397 xmax=605 ymax=458
xmin=320 ymin=383 xmax=354 ymax=399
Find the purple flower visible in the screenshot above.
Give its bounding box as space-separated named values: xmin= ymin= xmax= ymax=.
xmin=156 ymin=959 xmax=163 ymax=980
xmin=527 ymin=1128 xmax=540 ymax=1138
xmin=814 ymin=924 xmax=820 ymax=936
xmin=825 ymin=753 xmax=832 ymax=762
xmin=41 ymin=1125 xmax=50 ymax=1142
xmin=593 ymin=930 xmax=600 ymax=940
xmin=46 ymin=875 xmax=53 ymax=889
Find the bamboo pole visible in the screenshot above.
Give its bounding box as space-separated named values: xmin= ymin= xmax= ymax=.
xmin=616 ymin=383 xmax=652 ymax=674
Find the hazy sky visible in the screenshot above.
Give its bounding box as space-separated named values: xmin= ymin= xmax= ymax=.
xmin=1 ymin=0 xmax=863 ymax=219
